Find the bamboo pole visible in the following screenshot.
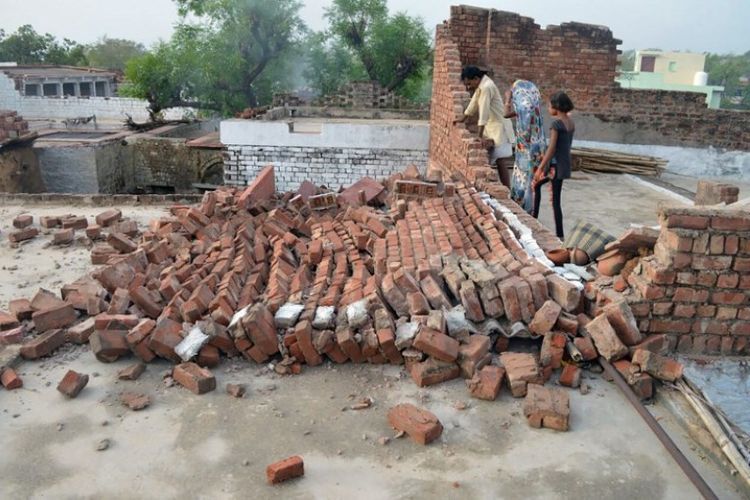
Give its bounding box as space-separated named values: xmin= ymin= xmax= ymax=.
xmin=675 ymin=379 xmax=750 ymax=488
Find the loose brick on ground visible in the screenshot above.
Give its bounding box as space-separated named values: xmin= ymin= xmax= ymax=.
xmin=387 ymin=403 xmax=443 ymax=445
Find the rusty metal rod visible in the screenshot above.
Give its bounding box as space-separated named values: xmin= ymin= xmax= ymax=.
xmin=599 ymin=358 xmax=719 ymax=500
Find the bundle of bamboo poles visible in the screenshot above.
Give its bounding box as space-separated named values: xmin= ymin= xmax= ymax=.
xmin=571 ymin=147 xmax=667 ymax=177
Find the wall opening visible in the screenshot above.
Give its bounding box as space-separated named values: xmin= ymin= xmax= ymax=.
xmin=62 ymin=83 xmax=76 ymax=96
xmin=79 ymin=82 xmax=92 ymax=97
xmin=95 ymin=81 xmax=106 ymax=97
xmin=42 ymin=83 xmax=58 ymax=97
xmin=24 ymin=84 xmax=39 ymax=96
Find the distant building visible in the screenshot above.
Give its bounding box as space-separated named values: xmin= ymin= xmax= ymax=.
xmin=616 ymin=50 xmax=724 ymax=109
xmin=0 ymin=63 xmax=118 ymax=98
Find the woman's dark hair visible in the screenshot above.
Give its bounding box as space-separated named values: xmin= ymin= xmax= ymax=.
xmin=461 ymin=66 xmax=485 ymax=80
xmin=550 ymin=91 xmax=574 ymax=113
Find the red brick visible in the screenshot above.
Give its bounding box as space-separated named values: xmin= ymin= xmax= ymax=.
xmin=66 ymin=317 xmax=96 ymax=344
xmin=711 ymin=291 xmax=746 ymax=306
xmin=522 ymin=384 xmax=570 ymax=431
xmin=295 ymin=320 xmax=323 ymax=366
xmin=540 ymin=332 xmax=566 ymax=371
xmin=529 ymin=300 xmax=562 ymax=335
xmin=267 ymin=456 xmax=304 ymax=485
xmin=413 ymin=327 xmax=459 ymax=362
xmin=711 ymin=215 xmax=750 ymax=231
xmin=0 ymin=310 xmax=19 ymax=331
xmin=584 ymin=314 xmax=627 ymax=361
xmin=459 ymin=280 xmax=485 ymax=322
xmin=226 ymin=383 xmax=246 ymax=398
xmin=629 ymin=334 xmax=669 ymax=355
xmin=666 ymin=214 xmax=709 ymax=230
xmin=13 ymin=214 xmax=33 ymax=228
xmin=603 ymin=301 xmax=643 ymax=346
xmin=573 ymin=336 xmax=598 ymax=361
xmin=90 ymin=330 xmax=130 ymax=362
xmin=0 ymin=325 xmax=25 ymax=344
xmin=20 ymin=328 xmax=66 ymax=359
xmin=118 ymin=362 xmax=146 ymax=381
xmin=466 ymin=365 xmax=505 ymax=400
xmin=52 ymin=228 xmax=75 ymax=245
xmin=546 ymin=274 xmax=580 ymax=312
xmin=62 ymin=216 xmax=87 ymax=230
xmin=9 ymin=299 xmax=33 ymax=321
xmin=238 ymin=165 xmax=275 ymax=209
xmin=558 ymin=364 xmax=581 ymax=388
xmin=129 ymin=286 xmax=162 ymax=319
xmin=196 ymin=344 xmax=220 ymax=368
xmin=95 ymin=209 xmax=122 ymax=227
xmin=173 ymin=362 xmax=216 ymax=394
xmin=57 ymin=370 xmax=89 ymax=398
xmin=387 ymin=403 xmax=443 ymax=445
xmin=8 ymin=227 xmax=38 ymax=243
xmin=120 ymin=391 xmax=151 ymax=411
xmin=500 ymin=352 xmax=543 ymax=397
xmin=410 ymin=356 xmax=460 ymax=386
xmin=457 ymin=334 xmax=491 ymax=378
xmin=1 ymin=368 xmax=23 ymax=390
xmin=692 ymin=255 xmax=732 ymax=271
xmin=631 ymin=349 xmax=683 ymax=382
xmin=148 ymin=318 xmax=184 ymax=362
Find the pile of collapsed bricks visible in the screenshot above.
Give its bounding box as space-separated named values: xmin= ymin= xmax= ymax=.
xmin=1 ymin=165 xmax=688 ymax=432
xmin=0 ymin=110 xmax=31 ymax=143
xmin=588 ymin=179 xmax=750 ymax=357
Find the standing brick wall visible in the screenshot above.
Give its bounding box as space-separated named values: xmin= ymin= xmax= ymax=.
xmin=223 ymin=145 xmax=428 ymax=192
xmin=622 ymin=206 xmax=750 ymax=356
xmin=437 ymin=5 xmax=750 ymax=151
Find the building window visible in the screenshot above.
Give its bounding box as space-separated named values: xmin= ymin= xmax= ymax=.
xmin=24 ymin=84 xmax=40 ymax=96
xmin=43 ymin=83 xmax=59 ymax=96
xmin=95 ymin=81 xmax=107 ymax=97
xmin=79 ymin=82 xmax=92 ymax=96
xmin=63 ymin=83 xmax=76 ymax=96
xmin=668 ymin=61 xmax=677 ymax=72
xmin=641 ymin=56 xmax=656 ymax=72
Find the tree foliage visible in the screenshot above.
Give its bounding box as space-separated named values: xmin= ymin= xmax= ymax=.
xmin=85 ymin=37 xmax=146 ymax=71
xmin=306 ymin=0 xmax=432 ymax=100
xmin=705 ymin=51 xmax=750 ymax=109
xmin=0 ymin=25 xmax=88 ymax=66
xmin=123 ymin=0 xmax=307 ymax=118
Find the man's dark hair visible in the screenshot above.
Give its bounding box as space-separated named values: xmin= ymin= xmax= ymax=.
xmin=550 ymin=91 xmax=574 ymax=113
xmin=461 ymin=66 xmax=485 ymax=80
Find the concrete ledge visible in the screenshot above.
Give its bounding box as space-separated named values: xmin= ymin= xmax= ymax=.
xmin=221 ymin=119 xmax=429 ymax=150
xmin=0 ymin=193 xmax=203 ymax=206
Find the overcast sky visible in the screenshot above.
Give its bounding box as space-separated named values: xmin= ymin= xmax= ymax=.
xmin=0 ymin=0 xmax=747 ymax=54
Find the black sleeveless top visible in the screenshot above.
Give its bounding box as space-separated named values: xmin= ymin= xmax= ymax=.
xmin=550 ymin=119 xmax=574 ymax=180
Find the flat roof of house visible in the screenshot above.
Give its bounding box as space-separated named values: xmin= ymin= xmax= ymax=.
xmin=0 ymin=65 xmax=117 ymax=79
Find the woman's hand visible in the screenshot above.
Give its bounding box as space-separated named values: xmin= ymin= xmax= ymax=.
xmin=504 ymin=90 xmax=512 ymax=102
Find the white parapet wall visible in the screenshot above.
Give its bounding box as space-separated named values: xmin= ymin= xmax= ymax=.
xmin=220 ymin=118 xmax=430 ymax=191
xmin=0 ymin=73 xmax=188 ymax=123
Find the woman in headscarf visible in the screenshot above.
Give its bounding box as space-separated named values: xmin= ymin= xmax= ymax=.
xmin=503 ymin=80 xmax=546 ymax=213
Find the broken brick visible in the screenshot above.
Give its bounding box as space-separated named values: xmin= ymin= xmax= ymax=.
xmin=173 ymin=362 xmax=216 ymax=394
xmin=466 ymin=365 xmax=505 ymax=400
xmin=529 ymin=300 xmax=562 ymax=335
xmin=57 ymin=370 xmax=89 ymax=398
xmin=121 ymin=391 xmax=151 ymax=410
xmin=584 ymin=314 xmax=628 ymax=362
xmin=20 ymin=329 xmax=66 ymax=359
xmin=387 ymin=403 xmax=443 ymax=445
xmin=1 ymin=367 xmax=23 ymax=390
xmin=266 ymin=455 xmax=304 ymax=485
xmin=631 ymin=349 xmax=683 ymax=382
xmin=118 ymin=362 xmax=146 ymax=381
xmin=522 ymin=384 xmax=570 ymax=431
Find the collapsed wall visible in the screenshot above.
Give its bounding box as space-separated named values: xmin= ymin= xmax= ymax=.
xmin=590 ymin=205 xmax=750 ymax=356
xmin=434 ymin=6 xmax=749 ymax=152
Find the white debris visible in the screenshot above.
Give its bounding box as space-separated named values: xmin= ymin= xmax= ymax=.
xmin=312 ymin=306 xmax=336 ymax=329
xmin=395 ymin=322 xmax=420 ymax=350
xmin=346 ymin=299 xmax=369 ymax=329
xmin=274 ymin=303 xmax=305 ymax=328
xmin=175 ymin=326 xmax=210 ymax=361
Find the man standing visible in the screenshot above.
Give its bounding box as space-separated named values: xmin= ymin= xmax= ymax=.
xmin=455 ymin=66 xmax=516 ymax=188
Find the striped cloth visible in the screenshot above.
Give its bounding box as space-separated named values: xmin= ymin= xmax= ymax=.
xmin=563 ymin=220 xmax=616 ymax=261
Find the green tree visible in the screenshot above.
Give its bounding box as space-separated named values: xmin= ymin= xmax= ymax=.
xmin=85 ymin=37 xmax=146 ymax=71
xmin=122 ymin=0 xmax=307 ymax=118
xmin=310 ymin=0 xmax=432 ymax=99
xmin=0 ymin=25 xmax=88 ymax=65
xmin=303 ymin=32 xmax=366 ymax=97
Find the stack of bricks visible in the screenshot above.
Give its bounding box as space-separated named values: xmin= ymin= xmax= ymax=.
xmin=432 ymin=6 xmax=750 ymax=152
xmin=3 ymin=166 xmax=596 ymax=407
xmin=591 ymin=205 xmax=750 ymax=356
xmin=0 ymin=109 xmax=30 ymax=142
xmin=313 ymin=81 xmax=424 ymax=110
